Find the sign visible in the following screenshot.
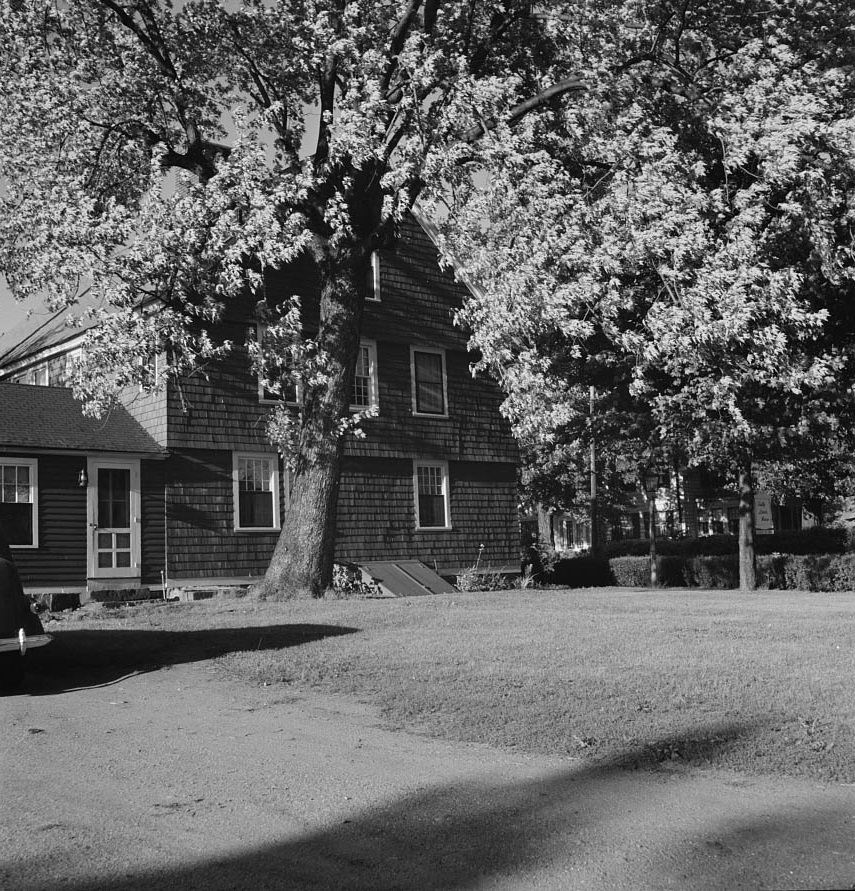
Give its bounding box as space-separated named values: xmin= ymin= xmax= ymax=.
xmin=753 ymin=492 xmax=774 ymax=535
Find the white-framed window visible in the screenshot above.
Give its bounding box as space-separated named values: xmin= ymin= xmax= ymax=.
xmin=0 ymin=458 xmax=38 ymax=548
xmin=350 ymin=339 xmax=379 ymax=411
xmin=232 ymin=453 xmax=282 ymax=531
xmin=410 ymin=346 xmax=448 ymax=417
xmin=366 ymin=250 xmax=381 ymax=301
xmin=251 ymin=324 xmax=299 ymax=405
xmin=414 ymin=460 xmax=451 ymax=530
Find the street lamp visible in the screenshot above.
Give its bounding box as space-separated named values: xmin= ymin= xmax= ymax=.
xmin=643 ymin=470 xmax=659 ymax=588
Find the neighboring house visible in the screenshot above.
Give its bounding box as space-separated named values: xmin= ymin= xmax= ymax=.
xmin=0 ymin=216 xmax=519 ymax=598
xmin=532 ymin=469 xmax=809 ymax=555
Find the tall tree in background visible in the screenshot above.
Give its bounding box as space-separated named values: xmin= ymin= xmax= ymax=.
xmin=0 ymin=1 xmax=589 ymax=595
xmin=435 ymin=0 xmax=855 ymax=589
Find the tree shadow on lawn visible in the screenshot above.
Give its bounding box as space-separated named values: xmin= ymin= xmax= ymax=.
xmin=22 ymin=623 xmax=358 ymax=694
xmin=57 ymin=720 xmax=854 ymax=891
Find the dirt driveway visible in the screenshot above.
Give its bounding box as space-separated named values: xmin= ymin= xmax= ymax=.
xmin=2 ymin=658 xmax=854 ymax=890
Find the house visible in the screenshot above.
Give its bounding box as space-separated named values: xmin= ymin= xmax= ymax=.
xmin=533 ymin=466 xmax=810 ymax=556
xmin=0 ymin=216 xmax=520 ymax=599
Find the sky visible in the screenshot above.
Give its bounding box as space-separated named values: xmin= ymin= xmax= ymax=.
xmin=0 ymin=280 xmax=39 ymax=337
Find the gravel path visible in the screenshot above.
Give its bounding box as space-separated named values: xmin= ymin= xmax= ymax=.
xmin=2 ymin=661 xmax=854 ymax=890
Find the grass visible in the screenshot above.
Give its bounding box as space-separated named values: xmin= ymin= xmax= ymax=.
xmin=37 ymin=587 xmax=855 ymax=782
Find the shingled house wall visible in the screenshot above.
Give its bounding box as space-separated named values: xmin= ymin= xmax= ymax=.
xmin=161 ymin=216 xmax=519 ymax=580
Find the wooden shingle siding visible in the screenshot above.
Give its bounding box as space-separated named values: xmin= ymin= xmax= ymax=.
xmin=7 ymin=454 xmax=87 ymax=587
xmin=164 ymin=449 xmax=281 ymax=580
xmin=334 ymin=457 xmax=519 ymax=573
xmin=122 ymin=386 xmax=168 ymax=446
xmin=140 ymin=460 xmax=166 ymax=584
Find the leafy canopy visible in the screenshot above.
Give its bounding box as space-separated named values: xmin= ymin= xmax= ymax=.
xmin=435 ymin=0 xmax=855 ymax=501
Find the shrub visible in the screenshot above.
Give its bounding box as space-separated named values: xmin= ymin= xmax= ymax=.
xmin=756 ymin=527 xmax=847 ymax=555
xmin=602 ymin=527 xmax=848 ymax=560
xmin=456 ymin=567 xmax=512 ymax=591
xmin=608 ymin=556 xmax=652 ymax=587
xmin=756 ymin=554 xmax=787 ymax=589
xmin=684 ymin=555 xmax=739 ymax=588
xmin=328 ymin=563 xmax=379 ymax=599
xmin=550 ymin=555 xmax=611 ymax=587
xmin=830 ymin=553 xmax=855 ymax=590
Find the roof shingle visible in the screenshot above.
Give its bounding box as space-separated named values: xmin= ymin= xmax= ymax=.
xmin=0 ymin=383 xmax=165 ymax=455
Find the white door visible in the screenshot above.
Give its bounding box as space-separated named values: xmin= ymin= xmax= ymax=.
xmin=87 ymin=458 xmax=141 ymax=579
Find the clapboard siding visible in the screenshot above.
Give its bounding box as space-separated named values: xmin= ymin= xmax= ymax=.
xmin=334 ymin=457 xmax=519 ymax=572
xmin=4 ymin=453 xmax=87 ymax=587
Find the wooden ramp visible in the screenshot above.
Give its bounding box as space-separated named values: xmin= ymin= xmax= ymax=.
xmin=360 ymin=560 xmax=457 ymax=598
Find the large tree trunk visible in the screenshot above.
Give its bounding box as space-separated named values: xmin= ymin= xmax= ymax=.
xmin=258 ymin=245 xmax=367 ymax=597
xmin=738 ymin=458 xmax=757 ymax=591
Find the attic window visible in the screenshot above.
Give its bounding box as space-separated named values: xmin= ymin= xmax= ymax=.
xmin=366 ymin=251 xmax=381 ymax=302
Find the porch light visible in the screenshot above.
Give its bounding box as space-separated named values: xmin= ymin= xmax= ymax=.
xmin=78 ymin=467 xmax=88 ymax=488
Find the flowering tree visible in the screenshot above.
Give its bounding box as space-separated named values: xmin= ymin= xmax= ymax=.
xmin=437 ymin=0 xmax=855 ymax=589
xmin=0 ymin=1 xmax=588 ymax=594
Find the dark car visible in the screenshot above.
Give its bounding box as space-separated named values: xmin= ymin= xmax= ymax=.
xmin=0 ymin=533 xmax=51 ymax=690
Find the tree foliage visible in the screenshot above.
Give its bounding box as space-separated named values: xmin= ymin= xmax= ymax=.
xmin=437 ymin=0 xmax=855 ymax=551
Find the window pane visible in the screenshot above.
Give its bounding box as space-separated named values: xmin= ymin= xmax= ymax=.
xmin=98 ymin=552 xmax=113 ymax=568
xmin=239 ymin=491 xmax=274 ymax=528
xmin=2 ymin=465 xmax=16 ymax=493
xmin=414 ymin=352 xmax=445 ymax=414
xmin=419 ymin=494 xmax=446 ymax=528
xmin=116 ymin=552 xmax=131 ymax=568
xmin=0 ymin=503 xmax=33 ymax=545
xmin=98 ymin=532 xmax=112 ymax=549
xmin=98 ymin=468 xmax=130 ymax=528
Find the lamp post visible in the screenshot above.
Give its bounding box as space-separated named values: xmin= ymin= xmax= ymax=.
xmin=643 ymin=470 xmax=659 ymax=588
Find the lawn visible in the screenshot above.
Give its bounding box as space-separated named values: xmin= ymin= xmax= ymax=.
xmin=37 ymin=587 xmax=855 ymax=782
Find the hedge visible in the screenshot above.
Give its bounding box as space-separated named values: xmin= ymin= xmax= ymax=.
xmin=600 ymin=527 xmax=848 ymax=559
xmin=550 ymin=550 xmax=855 ymax=592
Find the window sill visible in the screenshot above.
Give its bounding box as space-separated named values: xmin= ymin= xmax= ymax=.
xmin=10 ymin=544 xmax=38 ymax=550
xmin=234 ymin=527 xmax=280 ymax=533
xmin=415 ymin=525 xmax=452 ymax=532
xmin=412 ymin=411 xmax=449 ymax=419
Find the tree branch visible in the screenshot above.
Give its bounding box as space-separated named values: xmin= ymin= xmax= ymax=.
xmin=382 ymin=0 xmax=423 ymax=94
xmin=459 ymin=75 xmax=586 ymax=143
